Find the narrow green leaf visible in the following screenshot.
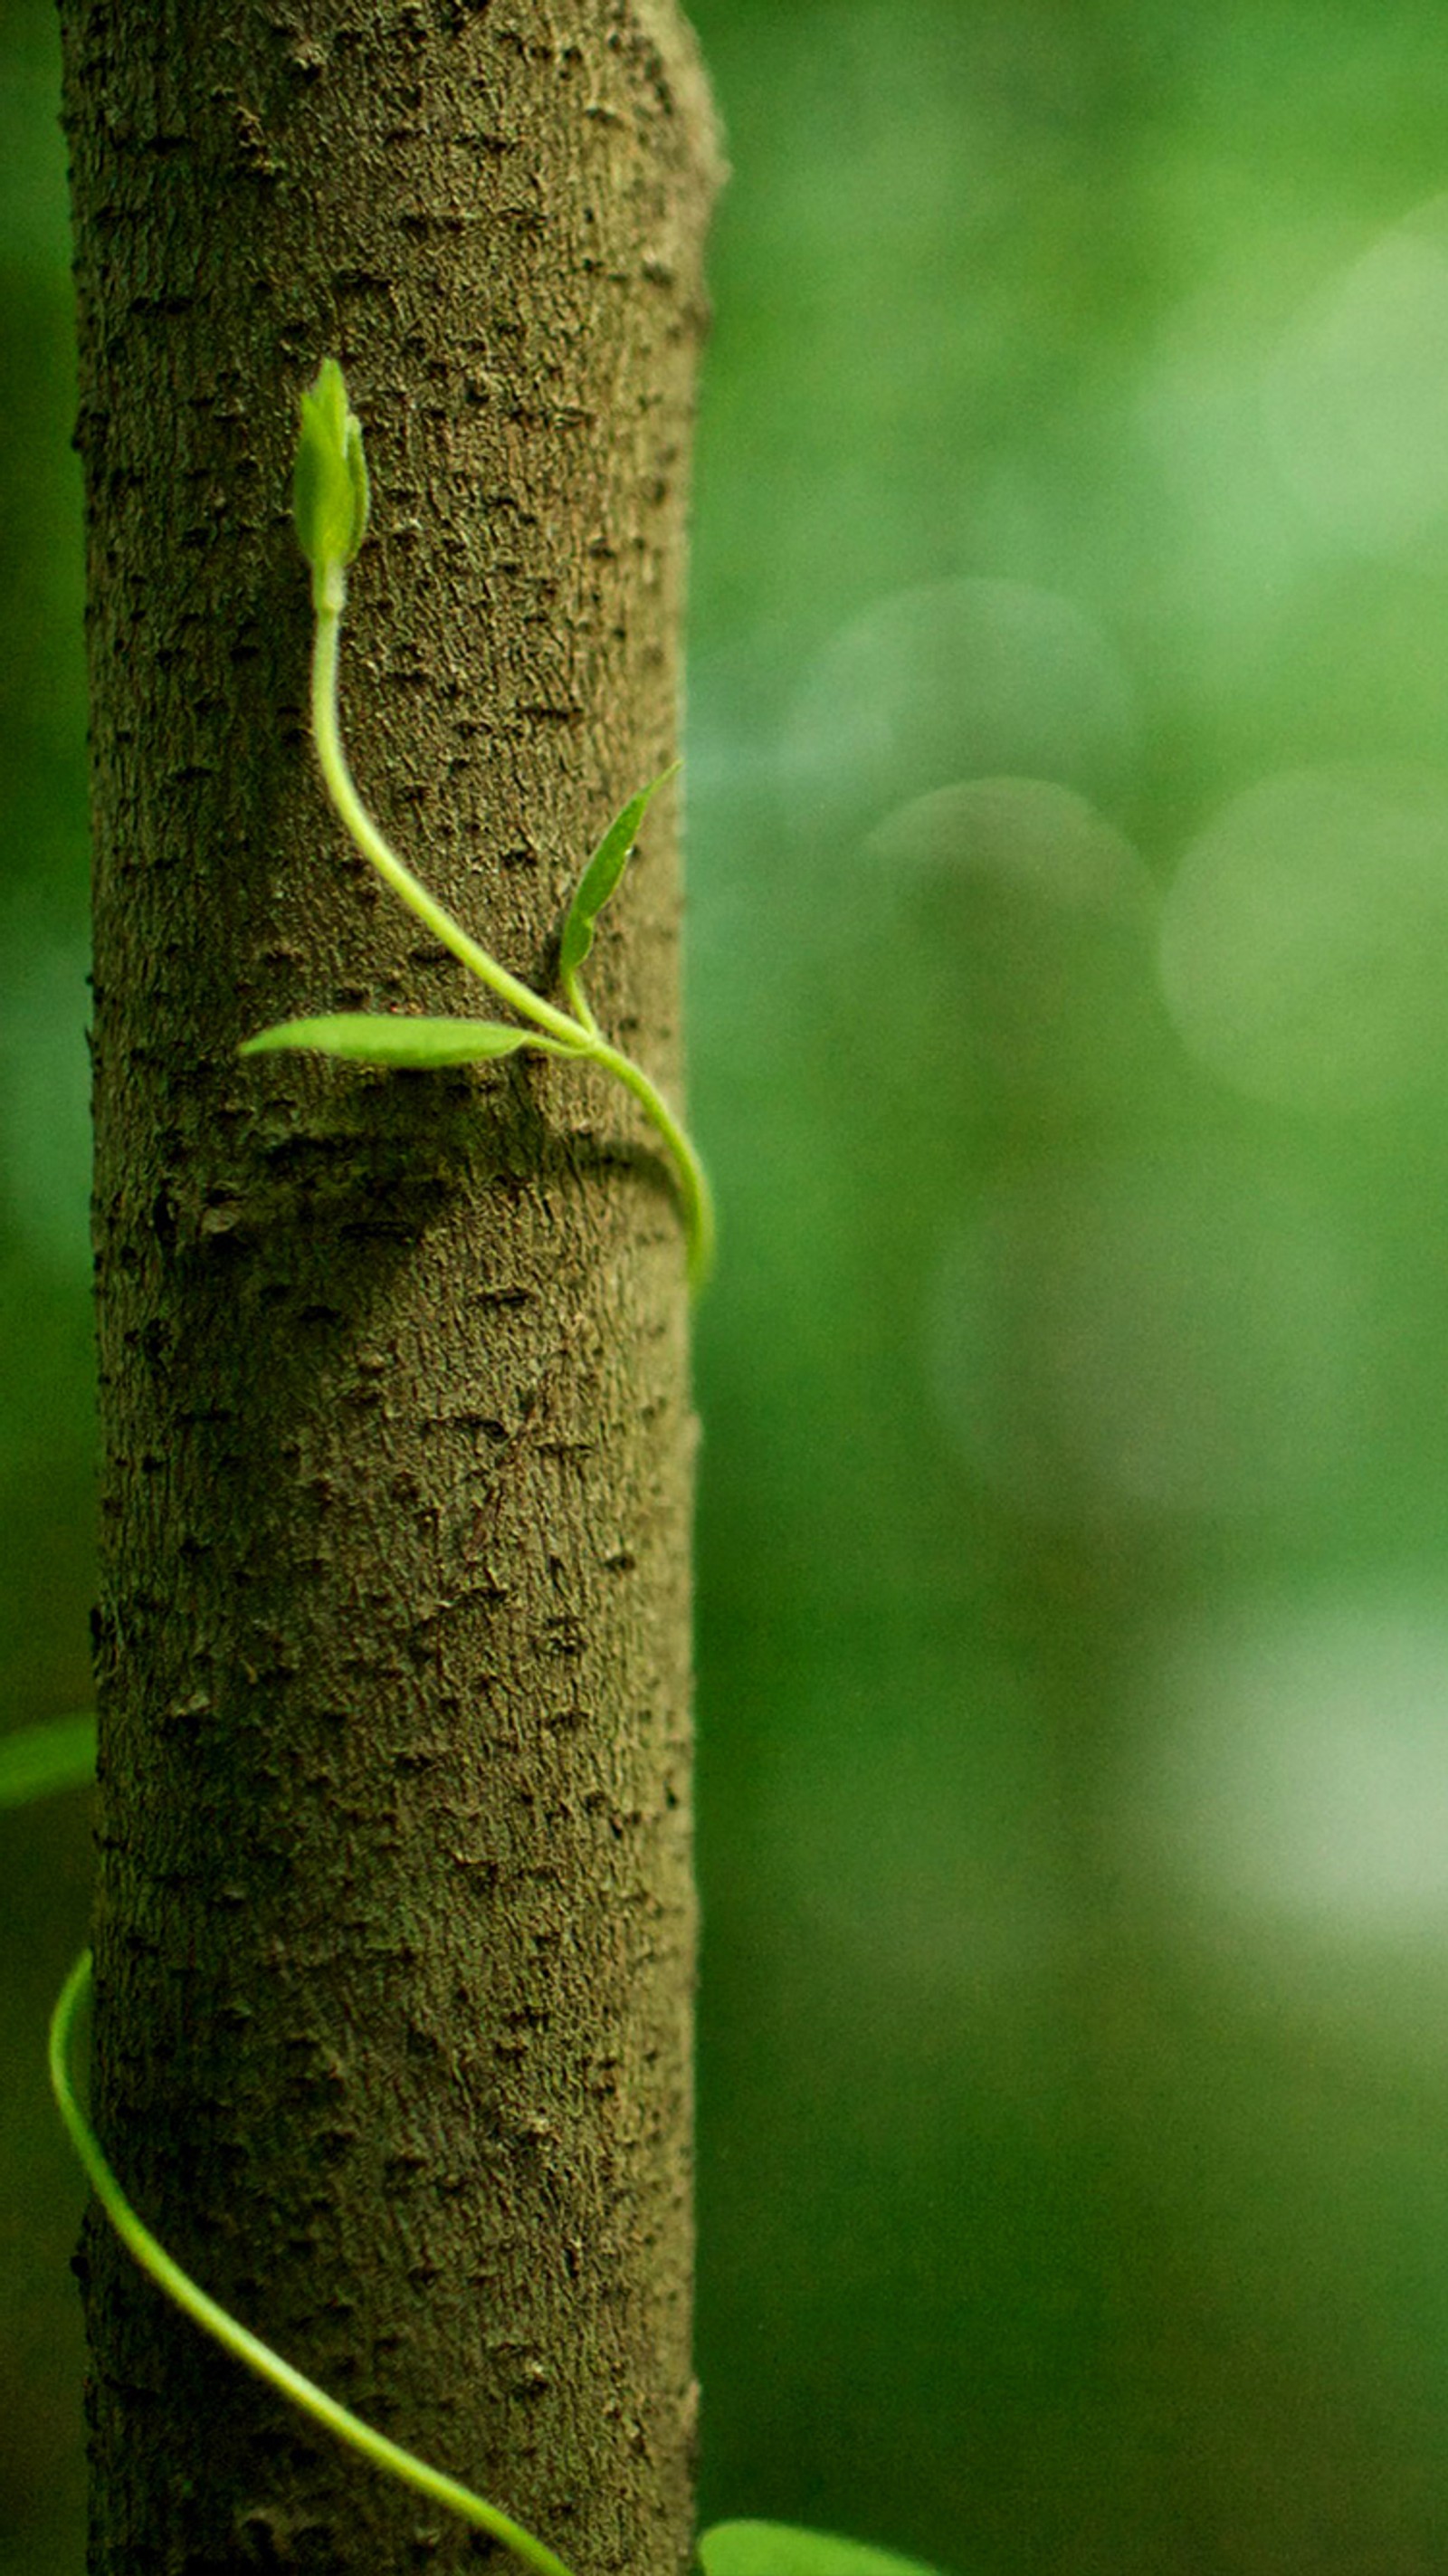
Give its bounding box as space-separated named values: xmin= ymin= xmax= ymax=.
xmin=698 ymin=2527 xmax=953 ymax=2576
xmin=559 ymin=766 xmax=677 ymax=982
xmin=0 ymin=1714 xmax=96 ymax=1810
xmin=293 ymin=358 xmax=369 ymax=603
xmin=241 ymin=1015 xmax=538 ymax=1068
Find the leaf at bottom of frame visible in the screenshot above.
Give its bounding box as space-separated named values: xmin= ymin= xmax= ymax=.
xmin=698 ymin=2524 xmax=956 ymax=2576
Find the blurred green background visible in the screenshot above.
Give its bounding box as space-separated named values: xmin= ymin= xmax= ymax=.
xmin=11 ymin=2 xmax=1448 ymax=2569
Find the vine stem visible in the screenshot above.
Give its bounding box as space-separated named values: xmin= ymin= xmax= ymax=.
xmin=311 ymin=601 xmax=586 ymax=1049
xmin=590 ymin=1035 xmax=716 ymax=1291
xmin=311 ymin=594 xmax=715 ymax=1288
xmin=49 ymin=1951 xmax=579 ymax=2576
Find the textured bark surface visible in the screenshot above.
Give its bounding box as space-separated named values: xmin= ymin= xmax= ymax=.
xmin=58 ymin=5 xmax=720 ymax=2570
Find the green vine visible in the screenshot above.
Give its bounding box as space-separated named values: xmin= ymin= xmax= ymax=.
xmin=2 ymin=363 xmax=947 ymax=2576
xmin=34 ymin=1932 xmax=944 ymax=2576
xmin=48 ymin=1951 xmax=577 ymax=2576
xmin=247 ymin=359 xmax=715 ymax=1293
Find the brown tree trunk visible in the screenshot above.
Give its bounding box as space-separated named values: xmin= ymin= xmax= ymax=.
xmin=57 ymin=5 xmax=720 ymax=2569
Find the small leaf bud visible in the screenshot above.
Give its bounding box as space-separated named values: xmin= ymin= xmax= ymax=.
xmin=293 ymin=358 xmax=370 ymax=609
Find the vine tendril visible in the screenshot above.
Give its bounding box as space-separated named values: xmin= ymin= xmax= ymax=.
xmin=246 ymin=357 xmax=716 ymax=1293
xmin=48 ymin=1951 xmax=579 ymax=2576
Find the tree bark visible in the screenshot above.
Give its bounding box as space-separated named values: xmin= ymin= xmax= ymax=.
xmin=57 ymin=5 xmax=720 ymax=2570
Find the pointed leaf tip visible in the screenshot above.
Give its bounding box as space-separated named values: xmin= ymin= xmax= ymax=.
xmin=559 ymin=765 xmax=679 ymax=983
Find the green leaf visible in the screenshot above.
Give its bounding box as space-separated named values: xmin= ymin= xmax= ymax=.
xmin=241 ymin=1015 xmax=538 ymax=1068
xmin=698 ymin=2528 xmax=953 ymax=2576
xmin=559 ymin=766 xmax=677 ymax=983
xmin=0 ymin=1714 xmax=96 ymax=1810
xmin=293 ymin=358 xmax=370 ymax=603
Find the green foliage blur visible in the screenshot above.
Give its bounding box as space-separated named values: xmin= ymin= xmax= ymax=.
xmin=10 ymin=3 xmax=1448 ymax=2570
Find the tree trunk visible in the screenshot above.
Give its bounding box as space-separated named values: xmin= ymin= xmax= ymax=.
xmin=57 ymin=5 xmax=720 ymax=2570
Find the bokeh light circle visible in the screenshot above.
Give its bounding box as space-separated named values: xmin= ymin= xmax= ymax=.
xmin=1158 ymin=765 xmax=1448 ymax=1111
xmin=1265 ymin=198 xmax=1448 ymax=551
xmin=785 ymin=577 xmax=1139 ymax=825
xmin=1139 ymin=1597 xmax=1448 ymax=1936
xmin=867 ymin=777 xmax=1159 ymax=1112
